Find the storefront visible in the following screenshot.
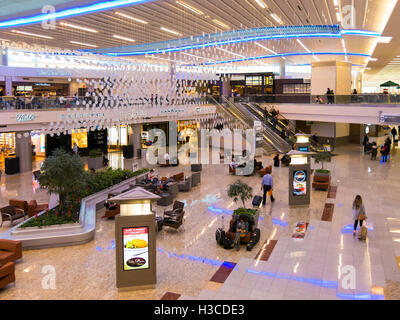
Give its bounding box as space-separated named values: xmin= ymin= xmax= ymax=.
xmin=177 ymin=120 xmax=200 ymax=145
xmin=108 ymin=125 xmax=130 ymax=152
xmin=141 ymin=123 xmax=169 ymax=148
xmin=13 ymin=82 xmax=69 ymax=97
xmin=31 ymin=132 xmax=46 ymax=159
xmin=0 ymin=132 xmax=16 ymax=169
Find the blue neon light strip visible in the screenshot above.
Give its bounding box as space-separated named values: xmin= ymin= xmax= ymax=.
xmin=93 ymin=27 xmax=380 ymax=57
xmin=0 ymin=0 xmax=154 ymax=29
xmin=182 ymin=52 xmax=371 ymax=67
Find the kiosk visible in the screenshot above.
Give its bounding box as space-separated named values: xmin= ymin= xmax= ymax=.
xmin=295 ymin=134 xmax=311 ymax=153
xmin=287 ymin=150 xmax=313 ymax=206
xmin=110 ymin=187 xmax=160 ymax=291
xmin=254 ymin=120 xmax=264 ymax=157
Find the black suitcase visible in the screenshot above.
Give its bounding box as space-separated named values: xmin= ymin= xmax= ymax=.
xmin=252 ymin=195 xmax=262 ymax=207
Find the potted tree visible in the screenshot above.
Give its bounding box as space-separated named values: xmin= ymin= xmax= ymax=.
xmin=227 ymin=180 xmax=259 ymax=227
xmin=87 ymin=149 xmax=104 ymax=170
xmin=313 ymin=152 xmax=332 ymax=177
xmin=39 ymin=149 xmax=86 ymax=211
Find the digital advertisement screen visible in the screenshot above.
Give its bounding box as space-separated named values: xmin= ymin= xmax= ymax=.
xmin=293 ymin=170 xmax=307 ymax=197
xmin=123 ymin=227 xmax=149 ymax=271
xmin=298 ymin=146 xmax=309 ymax=152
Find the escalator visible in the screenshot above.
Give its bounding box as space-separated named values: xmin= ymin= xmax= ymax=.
xmin=242 ymin=102 xmax=326 ymax=153
xmin=213 ymin=96 xmax=292 ymax=155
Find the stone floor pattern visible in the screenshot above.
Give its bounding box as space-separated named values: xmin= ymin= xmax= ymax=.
xmin=1 ymin=145 xmax=400 ymax=300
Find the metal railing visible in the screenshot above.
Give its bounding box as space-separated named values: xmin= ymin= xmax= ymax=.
xmin=0 ymin=95 xmax=211 ymax=111
xmin=231 ymin=94 xmax=400 ymax=105
xmin=215 ymin=96 xmax=292 ymax=154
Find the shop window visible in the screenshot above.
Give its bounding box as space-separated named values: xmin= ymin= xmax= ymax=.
xmin=283 ymin=83 xmax=311 ymax=94
xmin=246 ymin=76 xmax=263 ymax=86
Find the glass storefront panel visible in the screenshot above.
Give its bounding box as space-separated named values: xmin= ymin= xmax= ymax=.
xmin=0 ymin=132 xmax=16 ymax=168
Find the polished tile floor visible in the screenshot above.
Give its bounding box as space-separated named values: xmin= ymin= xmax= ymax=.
xmin=1 ymin=145 xmax=400 ymax=300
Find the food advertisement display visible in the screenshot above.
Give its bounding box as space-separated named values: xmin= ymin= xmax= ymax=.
xmin=123 ymin=227 xmax=149 ymax=271
xmin=293 ymin=170 xmax=307 ymax=196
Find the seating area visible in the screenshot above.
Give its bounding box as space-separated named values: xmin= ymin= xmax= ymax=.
xmin=0 ymin=239 xmax=22 ymax=289
xmin=27 ymin=200 xmax=49 ymax=218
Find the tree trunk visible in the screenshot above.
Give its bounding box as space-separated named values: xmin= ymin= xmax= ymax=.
xmin=242 ymin=198 xmax=246 ymax=209
xmin=59 ymin=193 xmax=65 ymax=212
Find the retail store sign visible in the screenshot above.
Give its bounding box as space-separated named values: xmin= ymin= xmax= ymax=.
xmin=16 ymin=114 xmax=35 ymax=122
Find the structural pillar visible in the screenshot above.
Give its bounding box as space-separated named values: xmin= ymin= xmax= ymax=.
xmin=130 ymin=124 xmax=142 ymax=158
xmin=5 ymin=76 xmax=12 ymax=96
xmin=15 ymin=131 xmax=32 ymax=173
xmin=311 ymin=60 xmax=352 ymax=102
xmin=279 ymin=61 xmax=286 ymax=79
xmin=221 ymin=77 xmax=232 ymax=97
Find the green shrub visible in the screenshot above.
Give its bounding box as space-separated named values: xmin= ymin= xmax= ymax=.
xmin=233 ymin=208 xmax=258 ymax=217
xmin=20 ymin=167 xmax=149 ymax=229
xmin=315 ymin=169 xmax=330 ymax=175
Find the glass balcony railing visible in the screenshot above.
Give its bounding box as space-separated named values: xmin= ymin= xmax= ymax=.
xmin=0 ymin=96 xmax=210 ymax=111
xmin=231 ymin=94 xmax=400 ymax=105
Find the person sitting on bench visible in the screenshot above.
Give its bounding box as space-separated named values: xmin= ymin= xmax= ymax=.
xmin=234 ymin=217 xmax=249 ymax=251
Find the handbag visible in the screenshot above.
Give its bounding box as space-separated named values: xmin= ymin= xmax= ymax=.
xmin=358 ymin=213 xmax=367 ymax=221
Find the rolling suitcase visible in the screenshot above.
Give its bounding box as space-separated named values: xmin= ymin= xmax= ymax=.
xmin=252 ymin=195 xmax=263 ymax=207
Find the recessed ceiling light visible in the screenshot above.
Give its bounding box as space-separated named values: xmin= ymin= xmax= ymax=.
xmin=176 ymin=1 xmax=203 ymax=15
xmin=112 ymin=35 xmax=135 ymax=42
xmin=11 ymin=29 xmax=53 ymax=39
xmin=378 ymin=36 xmax=392 ymax=43
xmin=369 ymin=58 xmax=378 ymax=61
xmin=270 ymin=13 xmax=283 ymax=24
xmin=212 ymin=19 xmax=230 ymax=30
xmin=296 ymin=39 xmax=311 ymax=53
xmin=115 ymin=11 xmax=148 ymax=24
xmin=255 ymin=0 xmax=267 ymax=9
xmin=333 ymin=0 xmax=339 ymax=6
xmin=216 ymin=47 xmax=245 ymax=58
xmin=254 ymin=42 xmax=277 ymax=54
xmin=60 ymin=22 xmax=97 ymax=33
xmin=70 ymin=41 xmax=97 ymax=48
xmin=160 ymin=27 xmax=182 ymax=36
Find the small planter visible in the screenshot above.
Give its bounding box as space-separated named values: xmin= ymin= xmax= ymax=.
xmin=87 ymin=157 xmax=103 ymax=170
xmin=314 ymin=170 xmax=331 ymax=178
xmin=233 ymin=208 xmax=259 ymax=228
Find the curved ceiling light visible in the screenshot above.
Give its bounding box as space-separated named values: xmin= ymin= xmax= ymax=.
xmin=0 ymin=0 xmax=153 ymax=29
xmin=183 ymin=52 xmax=371 ymax=67
xmin=93 ymin=26 xmax=380 ymax=57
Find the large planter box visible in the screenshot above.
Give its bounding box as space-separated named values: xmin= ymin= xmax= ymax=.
xmin=87 ymin=157 xmax=103 ymax=170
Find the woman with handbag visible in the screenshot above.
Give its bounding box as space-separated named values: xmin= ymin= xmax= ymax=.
xmin=352 ymin=195 xmax=367 ymax=236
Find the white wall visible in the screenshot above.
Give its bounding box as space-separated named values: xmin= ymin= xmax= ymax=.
xmin=310 ymin=122 xmax=335 ymax=137
xmin=336 ymin=123 xmax=350 ymax=137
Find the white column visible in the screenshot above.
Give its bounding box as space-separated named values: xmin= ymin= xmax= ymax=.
xmin=15 ymin=131 xmax=32 ymax=173
xmin=311 ymin=61 xmax=352 ymax=96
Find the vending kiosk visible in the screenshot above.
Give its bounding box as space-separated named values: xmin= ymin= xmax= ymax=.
xmin=288 ymin=151 xmax=312 ymax=206
xmin=110 ymin=187 xmax=161 ymax=291
xmin=295 ymin=134 xmax=311 ymax=153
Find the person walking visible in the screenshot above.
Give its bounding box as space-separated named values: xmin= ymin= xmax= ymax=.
xmin=73 ymin=142 xmax=78 ymax=155
xmin=352 ymin=195 xmax=367 ymax=236
xmin=362 ymin=134 xmax=369 ymax=153
xmin=391 ymin=127 xmax=398 ymax=142
xmin=261 ymin=168 xmax=275 ymax=205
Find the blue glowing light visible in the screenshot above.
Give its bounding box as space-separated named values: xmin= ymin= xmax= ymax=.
xmin=246 ymin=269 xmax=338 ymax=288
xmin=341 ymin=224 xmax=374 ymax=234
xmin=185 ymin=52 xmax=371 ymax=66
xmin=0 ymin=0 xmax=153 ymax=29
xmin=207 ymin=205 xmax=234 ymax=215
xmin=272 ymin=217 xmax=289 ymax=227
xmin=158 ymin=247 xmax=224 ymax=267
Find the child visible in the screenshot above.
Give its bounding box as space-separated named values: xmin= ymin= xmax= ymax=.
xmin=371 ymin=142 xmax=378 ymax=160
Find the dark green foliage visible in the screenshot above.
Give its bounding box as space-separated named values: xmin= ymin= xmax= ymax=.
xmin=227 ymin=180 xmax=253 ymax=209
